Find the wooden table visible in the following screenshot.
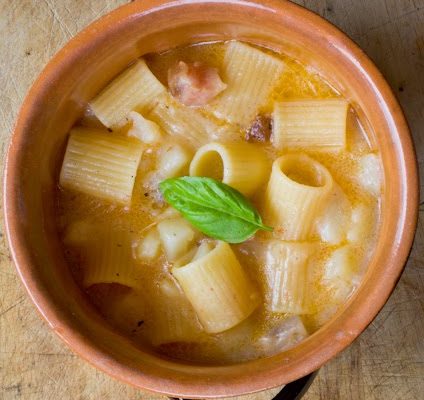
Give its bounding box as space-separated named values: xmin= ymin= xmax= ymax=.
xmin=0 ymin=1 xmax=423 ymax=399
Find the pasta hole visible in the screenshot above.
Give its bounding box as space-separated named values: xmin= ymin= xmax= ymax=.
xmin=194 ymin=150 xmax=224 ymax=181
xmin=281 ymin=160 xmax=324 ymax=187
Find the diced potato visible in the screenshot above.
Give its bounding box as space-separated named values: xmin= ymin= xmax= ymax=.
xmin=322 ymin=246 xmax=358 ymax=302
xmin=323 ymin=245 xmax=356 ymax=282
xmin=157 ymin=218 xmax=197 ymax=262
xmin=158 ymin=144 xmax=192 ymax=179
xmin=135 ymin=227 xmax=161 ymax=261
xmin=256 ymin=316 xmax=308 ymax=356
xmin=356 ymin=153 xmax=382 ymax=196
xmin=315 ymin=185 xmax=351 ymax=244
xmin=128 ymin=111 xmax=163 ymax=144
xmin=347 ymin=203 xmax=373 ymax=243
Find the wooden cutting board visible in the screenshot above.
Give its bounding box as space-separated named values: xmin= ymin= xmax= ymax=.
xmin=0 ymin=1 xmax=423 ymax=399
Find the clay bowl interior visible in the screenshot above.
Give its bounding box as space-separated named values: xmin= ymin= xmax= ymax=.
xmin=3 ymin=0 xmax=418 ymax=398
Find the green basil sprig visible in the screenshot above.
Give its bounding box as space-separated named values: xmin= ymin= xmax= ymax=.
xmin=159 ymin=177 xmax=272 ymax=243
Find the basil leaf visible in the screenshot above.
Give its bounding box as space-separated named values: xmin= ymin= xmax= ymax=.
xmin=159 ymin=177 xmax=272 ymax=243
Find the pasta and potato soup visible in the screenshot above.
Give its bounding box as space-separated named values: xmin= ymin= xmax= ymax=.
xmin=56 ymin=41 xmax=382 ymax=364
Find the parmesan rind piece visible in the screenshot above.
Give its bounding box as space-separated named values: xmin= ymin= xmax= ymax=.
xmin=173 ymin=241 xmax=260 ymax=333
xmin=90 ymin=59 xmax=166 ymax=129
xmin=59 ymin=128 xmax=143 ymax=205
xmin=272 ymin=99 xmax=348 ymax=150
xmin=207 ymin=41 xmax=285 ymax=127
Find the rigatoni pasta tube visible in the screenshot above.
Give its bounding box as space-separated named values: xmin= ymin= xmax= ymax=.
xmin=147 ymin=277 xmax=204 ymax=345
xmin=82 ymin=226 xmax=137 ymax=288
xmin=272 ymin=99 xmax=348 ymax=150
xmin=264 ymin=241 xmax=316 ymax=314
xmin=148 ymin=96 xmax=230 ymax=147
xmin=90 ymin=59 xmax=166 ymax=129
xmin=172 ymin=241 xmax=260 ymax=333
xmin=264 ymin=154 xmax=333 ymax=240
xmin=59 ymin=128 xmax=143 ymax=205
xmin=189 ymin=142 xmax=269 ymax=196
xmin=207 ymin=41 xmax=285 ymax=127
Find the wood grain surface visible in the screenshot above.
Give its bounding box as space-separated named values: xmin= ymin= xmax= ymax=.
xmin=0 ymin=1 xmax=423 ymax=399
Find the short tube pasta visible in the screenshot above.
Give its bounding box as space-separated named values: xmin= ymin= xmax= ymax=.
xmin=207 ymin=41 xmax=285 ymax=127
xmin=172 ymin=241 xmax=260 ymax=333
xmin=272 ymin=99 xmax=348 ymax=150
xmin=264 ymin=241 xmax=316 ymax=314
xmin=189 ymin=142 xmax=269 ymax=196
xmin=82 ymin=226 xmax=137 ymax=288
xmin=59 ymin=128 xmax=143 ymax=205
xmin=264 ymin=154 xmax=333 ymax=240
xmin=90 ymin=59 xmax=166 ymax=129
xmin=148 ymin=96 xmax=231 ymax=148
xmin=147 ymin=277 xmax=204 ymax=345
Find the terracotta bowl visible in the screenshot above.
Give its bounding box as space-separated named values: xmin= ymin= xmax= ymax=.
xmin=3 ymin=0 xmax=419 ymax=398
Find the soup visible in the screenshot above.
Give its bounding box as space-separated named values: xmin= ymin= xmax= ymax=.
xmin=56 ymin=41 xmax=382 ymax=364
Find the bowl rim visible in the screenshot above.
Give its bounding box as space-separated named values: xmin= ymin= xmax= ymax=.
xmin=3 ymin=0 xmax=419 ymax=397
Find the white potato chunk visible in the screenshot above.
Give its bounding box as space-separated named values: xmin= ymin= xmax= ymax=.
xmin=157 ymin=218 xmax=197 ymax=262
xmin=324 ymin=245 xmax=356 ymax=282
xmin=315 ymin=185 xmax=351 ymax=244
xmin=128 ymin=111 xmax=163 ymax=144
xmin=323 ymin=246 xmax=359 ymax=302
xmin=159 ymin=207 xmax=181 ymax=220
xmin=256 ymin=316 xmax=308 ymax=356
xmin=347 ymin=203 xmax=373 ymax=243
xmin=135 ymin=227 xmax=161 ymax=261
xmin=158 ymin=144 xmax=192 ymax=179
xmin=356 ymin=153 xmax=382 ymax=196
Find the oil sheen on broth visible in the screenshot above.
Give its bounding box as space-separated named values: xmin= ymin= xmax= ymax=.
xmin=56 ymin=41 xmax=382 ymax=364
